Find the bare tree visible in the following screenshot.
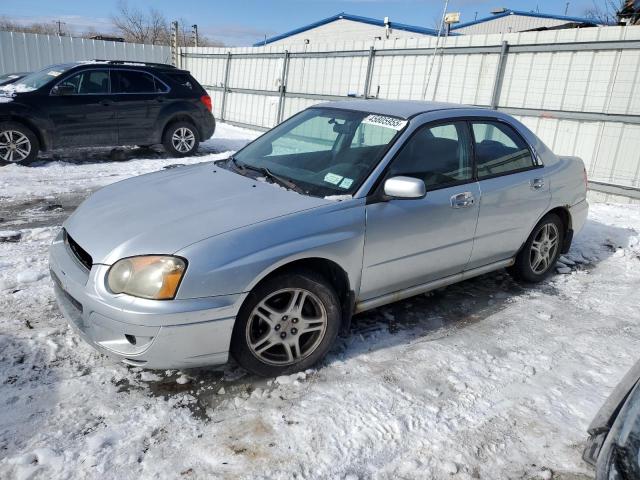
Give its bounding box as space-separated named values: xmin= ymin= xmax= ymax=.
xmin=111 ymin=1 xmax=169 ymax=45
xmin=0 ymin=16 xmax=67 ymax=35
xmin=583 ymin=0 xmax=625 ymax=24
xmin=111 ymin=1 xmax=224 ymax=47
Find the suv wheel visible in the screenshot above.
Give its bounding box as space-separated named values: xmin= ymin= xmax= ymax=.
xmin=231 ymin=270 xmax=342 ymax=377
xmin=0 ymin=122 xmax=39 ymax=165
xmin=162 ymin=122 xmax=199 ymax=157
xmin=509 ymin=212 xmax=564 ymax=283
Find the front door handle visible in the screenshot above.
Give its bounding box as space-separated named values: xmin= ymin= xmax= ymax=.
xmin=450 ymin=192 xmax=475 ymax=208
xmin=100 ymin=99 xmax=113 ymax=106
xmin=531 ymin=178 xmax=545 ymax=189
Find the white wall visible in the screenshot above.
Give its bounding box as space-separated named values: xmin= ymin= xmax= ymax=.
xmin=0 ymin=31 xmax=172 ymax=75
xmin=183 ymin=26 xmax=640 ymax=190
xmin=264 ymin=19 xmax=433 ymax=47
xmin=453 ymin=14 xmax=581 ymax=35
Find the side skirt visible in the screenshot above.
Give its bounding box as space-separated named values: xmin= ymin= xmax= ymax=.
xmin=354 ymin=258 xmax=515 ymax=314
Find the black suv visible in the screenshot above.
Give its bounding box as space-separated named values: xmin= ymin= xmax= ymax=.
xmin=0 ymin=61 xmax=215 ymax=163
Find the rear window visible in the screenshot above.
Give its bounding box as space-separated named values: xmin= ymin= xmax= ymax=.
xmin=165 ymin=72 xmax=197 ymax=90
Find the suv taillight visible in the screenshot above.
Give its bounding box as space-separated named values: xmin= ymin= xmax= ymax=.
xmin=200 ymin=94 xmax=212 ymax=112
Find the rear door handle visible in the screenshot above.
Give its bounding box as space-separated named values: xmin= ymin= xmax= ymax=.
xmin=450 ymin=192 xmax=475 ymax=208
xmin=531 ymin=178 xmax=545 ymax=189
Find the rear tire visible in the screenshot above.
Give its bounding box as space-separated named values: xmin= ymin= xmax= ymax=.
xmin=0 ymin=121 xmax=39 ymax=165
xmin=509 ymin=213 xmax=564 ymax=283
xmin=162 ymin=121 xmax=199 ymax=157
xmin=231 ymin=270 xmax=342 ymax=377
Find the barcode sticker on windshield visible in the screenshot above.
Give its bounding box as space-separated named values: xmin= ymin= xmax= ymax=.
xmin=324 ymin=172 xmax=343 ymax=185
xmin=47 ymin=71 xmax=62 ymax=77
xmin=362 ymin=115 xmax=407 ymax=131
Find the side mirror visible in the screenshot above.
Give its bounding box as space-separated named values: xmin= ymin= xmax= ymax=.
xmin=52 ymin=84 xmax=75 ymax=96
xmin=383 ymin=176 xmax=426 ymax=199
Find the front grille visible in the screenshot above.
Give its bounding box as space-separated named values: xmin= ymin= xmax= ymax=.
xmin=64 ymin=230 xmax=93 ymax=271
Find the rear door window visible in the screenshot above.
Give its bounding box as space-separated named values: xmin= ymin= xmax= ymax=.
xmin=113 ymin=70 xmax=164 ymax=94
xmin=471 ymin=121 xmax=535 ymax=179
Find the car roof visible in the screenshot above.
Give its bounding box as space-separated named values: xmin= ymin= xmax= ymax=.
xmin=315 ymin=99 xmax=480 ymax=119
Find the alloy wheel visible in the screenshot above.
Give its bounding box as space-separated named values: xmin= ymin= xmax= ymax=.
xmin=529 ymin=223 xmax=559 ymax=274
xmin=171 ymin=127 xmax=196 ymax=153
xmin=246 ymin=288 xmax=328 ymax=366
xmin=0 ymin=130 xmax=31 ymax=162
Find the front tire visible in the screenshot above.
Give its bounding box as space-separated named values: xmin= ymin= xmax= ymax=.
xmin=231 ymin=270 xmax=342 ymax=377
xmin=0 ymin=121 xmax=39 ymax=165
xmin=509 ymin=213 xmax=564 ymax=283
xmin=162 ymin=122 xmax=199 ymax=157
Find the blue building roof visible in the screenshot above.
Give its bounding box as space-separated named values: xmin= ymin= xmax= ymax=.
xmin=451 ymin=9 xmax=607 ymax=30
xmin=254 ymin=12 xmax=440 ymax=47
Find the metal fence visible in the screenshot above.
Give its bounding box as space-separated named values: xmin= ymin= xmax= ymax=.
xmin=181 ymin=26 xmax=640 ymax=200
xmin=0 ymin=30 xmax=171 ymax=75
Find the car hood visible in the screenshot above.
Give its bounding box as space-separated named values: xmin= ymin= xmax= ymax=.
xmin=64 ymin=163 xmax=330 ymax=264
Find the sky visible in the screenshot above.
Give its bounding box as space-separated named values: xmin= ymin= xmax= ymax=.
xmin=1 ymin=0 xmax=602 ymax=46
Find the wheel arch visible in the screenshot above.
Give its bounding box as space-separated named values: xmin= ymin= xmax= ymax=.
xmin=242 ymin=257 xmax=355 ymax=335
xmin=545 ymin=205 xmax=572 ymax=253
xmin=160 ymin=113 xmax=198 ymax=140
xmin=3 ymin=115 xmax=48 ymax=151
xmin=515 ymin=205 xmax=572 ymax=258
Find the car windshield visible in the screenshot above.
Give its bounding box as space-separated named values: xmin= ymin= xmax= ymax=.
xmin=232 ymin=108 xmax=406 ymax=197
xmin=0 ymin=64 xmax=75 ymax=93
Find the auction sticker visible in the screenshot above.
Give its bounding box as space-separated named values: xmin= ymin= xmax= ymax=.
xmin=324 ymin=172 xmax=343 ymax=185
xmin=339 ymin=178 xmax=354 ymax=189
xmin=362 ymin=114 xmax=407 ymax=131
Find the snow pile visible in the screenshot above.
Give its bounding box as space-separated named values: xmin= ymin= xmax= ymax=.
xmin=0 ymin=125 xmax=639 ymax=478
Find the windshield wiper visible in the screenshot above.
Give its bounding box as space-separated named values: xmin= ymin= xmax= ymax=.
xmin=229 ymin=157 xmax=305 ymax=194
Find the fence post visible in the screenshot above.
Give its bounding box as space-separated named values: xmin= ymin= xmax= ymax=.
xmin=276 ymin=50 xmax=290 ymax=124
xmin=220 ymin=51 xmax=232 ymax=122
xmin=363 ymin=46 xmax=375 ymax=98
xmin=490 ymin=40 xmax=509 ymax=109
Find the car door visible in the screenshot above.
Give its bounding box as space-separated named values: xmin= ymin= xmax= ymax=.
xmin=47 ymin=69 xmax=117 ymax=147
xmin=466 ymin=120 xmax=551 ymax=270
xmin=360 ymin=120 xmax=480 ymax=301
xmin=110 ymin=69 xmax=167 ymax=145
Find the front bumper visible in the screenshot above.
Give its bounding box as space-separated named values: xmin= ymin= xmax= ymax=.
xmin=49 ymin=233 xmax=244 ymax=369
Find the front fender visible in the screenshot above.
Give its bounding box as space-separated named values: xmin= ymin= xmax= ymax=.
xmin=174 ymin=199 xmax=366 ymax=299
xmin=0 ymin=100 xmax=52 ymax=149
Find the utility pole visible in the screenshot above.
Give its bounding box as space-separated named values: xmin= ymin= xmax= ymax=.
xmin=171 ymin=21 xmax=179 ymax=66
xmin=191 ymin=24 xmax=198 ymax=47
xmin=53 ymin=20 xmax=66 ymax=36
xmin=565 ymin=2 xmax=570 ymax=15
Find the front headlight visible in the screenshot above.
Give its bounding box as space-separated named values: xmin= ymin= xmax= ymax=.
xmin=107 ymin=256 xmax=187 ymax=300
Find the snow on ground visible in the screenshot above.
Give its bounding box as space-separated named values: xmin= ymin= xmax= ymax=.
xmin=1 ymin=125 xmax=640 ymax=479
xmin=0 ymin=122 xmax=259 ymax=202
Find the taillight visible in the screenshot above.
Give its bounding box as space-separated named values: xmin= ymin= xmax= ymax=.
xmin=200 ymin=94 xmax=212 ymax=112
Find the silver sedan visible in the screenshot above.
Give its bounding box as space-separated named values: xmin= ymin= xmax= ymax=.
xmin=49 ymin=100 xmax=588 ymax=376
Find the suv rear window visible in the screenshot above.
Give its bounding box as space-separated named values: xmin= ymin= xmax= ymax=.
xmin=166 ymin=73 xmax=196 ymax=90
